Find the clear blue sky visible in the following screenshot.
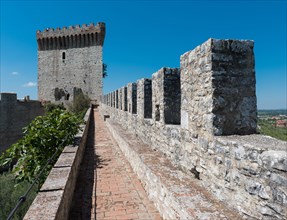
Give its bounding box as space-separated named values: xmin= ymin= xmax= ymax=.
xmin=0 ymin=0 xmax=286 ymax=109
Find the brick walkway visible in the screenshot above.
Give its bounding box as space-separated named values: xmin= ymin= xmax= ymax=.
xmin=69 ymin=109 xmax=161 ymax=220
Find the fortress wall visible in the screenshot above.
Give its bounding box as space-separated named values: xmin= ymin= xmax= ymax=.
xmin=181 ymin=38 xmax=257 ymax=138
xmin=152 ymin=68 xmax=180 ymax=125
xmin=100 ymin=38 xmax=287 ymax=219
xmin=126 ymin=83 xmax=137 ymax=131
xmin=0 ymin=93 xmax=44 ymax=154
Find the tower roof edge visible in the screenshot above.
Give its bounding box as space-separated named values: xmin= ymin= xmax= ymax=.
xmin=36 ymin=22 xmax=105 ymax=40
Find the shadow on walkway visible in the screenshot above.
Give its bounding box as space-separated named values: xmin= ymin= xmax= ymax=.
xmin=68 ymin=110 xmax=109 ymax=220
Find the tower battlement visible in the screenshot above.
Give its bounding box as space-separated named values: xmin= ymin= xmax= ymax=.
xmin=36 ymin=22 xmax=105 ymax=50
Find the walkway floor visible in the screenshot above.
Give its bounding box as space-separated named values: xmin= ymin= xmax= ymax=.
xmin=69 ymin=109 xmax=162 ymax=220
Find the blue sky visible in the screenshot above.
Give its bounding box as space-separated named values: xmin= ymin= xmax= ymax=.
xmin=0 ymin=0 xmax=286 ymax=109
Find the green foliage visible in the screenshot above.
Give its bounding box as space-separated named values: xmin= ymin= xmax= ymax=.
xmin=102 ymin=63 xmax=108 ymax=78
xmin=0 ymin=109 xmax=82 ymax=184
xmin=44 ymin=102 xmax=65 ymax=112
xmin=68 ymin=92 xmax=90 ymax=116
xmin=258 ymin=119 xmax=287 ymax=141
xmin=0 ymin=172 xmax=37 ymax=220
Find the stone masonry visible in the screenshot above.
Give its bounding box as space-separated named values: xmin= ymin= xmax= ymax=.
xmin=152 ymin=67 xmax=180 ymax=125
xmin=0 ymin=93 xmax=44 ymax=154
xmin=180 ymin=39 xmax=257 ymax=138
xmin=101 ymin=39 xmax=287 ymax=219
xmin=37 ymin=22 xmax=105 ymax=104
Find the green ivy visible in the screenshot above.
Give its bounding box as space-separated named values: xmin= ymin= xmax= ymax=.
xmin=0 ymin=108 xmax=82 ymax=184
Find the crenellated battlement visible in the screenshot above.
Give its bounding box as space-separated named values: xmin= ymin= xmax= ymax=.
xmin=36 ymin=22 xmax=105 ymax=50
xmin=0 ymin=92 xmax=17 ymax=104
xmin=100 ymin=39 xmax=287 ymax=219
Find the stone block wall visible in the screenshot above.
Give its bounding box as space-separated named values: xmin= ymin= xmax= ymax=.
xmin=124 ymin=87 xmax=128 ymax=112
xmin=180 ymin=39 xmax=257 ymax=139
xmin=132 ymin=83 xmax=137 ymax=114
xmin=100 ymin=39 xmax=287 ymax=219
xmin=137 ymin=78 xmax=153 ymax=119
xmin=38 ymin=46 xmax=103 ymax=104
xmin=152 ymin=67 xmax=181 ymax=125
xmin=0 ymin=93 xmax=44 ymax=154
xmin=206 ymin=136 xmax=287 ymax=219
xmin=211 ymin=40 xmax=257 ymax=135
xmin=116 ymin=90 xmax=119 ymax=109
xmin=37 ymin=23 xmax=105 ymax=104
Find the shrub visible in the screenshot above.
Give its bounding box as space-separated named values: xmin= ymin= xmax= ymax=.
xmin=44 ymin=102 xmax=65 ymax=112
xmin=68 ymin=92 xmax=90 ymax=116
xmin=0 ymin=172 xmax=37 ymax=220
xmin=103 ymin=63 xmax=108 ymax=78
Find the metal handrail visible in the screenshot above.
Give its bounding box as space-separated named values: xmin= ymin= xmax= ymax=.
xmin=6 ymin=135 xmax=69 ymax=220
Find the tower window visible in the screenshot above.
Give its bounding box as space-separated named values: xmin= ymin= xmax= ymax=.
xmin=62 ymin=52 xmax=66 ymax=60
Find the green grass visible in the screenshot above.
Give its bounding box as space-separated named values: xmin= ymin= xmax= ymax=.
xmin=0 ymin=172 xmax=38 ymax=220
xmin=258 ymin=119 xmax=287 ymax=141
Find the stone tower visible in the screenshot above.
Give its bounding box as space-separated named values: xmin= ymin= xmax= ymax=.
xmin=36 ymin=22 xmax=105 ymax=104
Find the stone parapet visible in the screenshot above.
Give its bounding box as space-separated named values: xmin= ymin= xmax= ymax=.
xmin=152 ymin=67 xmax=180 ymax=125
xmin=105 ymin=118 xmax=242 ymax=219
xmin=101 ymin=101 xmax=287 ymax=219
xmin=180 ymin=39 xmax=256 ymax=139
xmin=24 ymin=108 xmax=92 ymax=220
xmin=127 ymin=83 xmax=133 ymax=113
xmin=103 ymin=39 xmax=257 ymax=138
xmin=100 ymin=39 xmax=286 ymax=219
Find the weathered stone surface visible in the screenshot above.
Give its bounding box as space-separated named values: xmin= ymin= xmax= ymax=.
xmin=0 ymin=93 xmax=44 ymax=154
xmin=105 ymin=118 xmax=242 ymax=219
xmin=37 ymin=23 xmax=105 ymax=104
xmin=261 ymin=150 xmax=287 ymax=171
xmin=100 ymin=39 xmax=286 ymax=219
xmin=23 ymin=190 xmax=63 ymax=220
xmin=62 ymin=145 xmax=78 ymax=153
xmin=152 ymin=67 xmax=180 ymax=126
xmin=41 ymin=167 xmax=71 ymax=191
xmin=181 ymin=38 xmax=257 ymax=137
xmin=127 ymin=83 xmax=137 ymax=114
xmin=54 ymin=152 xmax=77 ymax=167
xmin=218 ymin=134 xmax=286 ymax=151
xmin=96 ymin=115 xmax=287 ymax=220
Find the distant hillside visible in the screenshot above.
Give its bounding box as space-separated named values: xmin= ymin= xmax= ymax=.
xmin=258 ymin=109 xmax=287 ymax=116
xmin=257 ymin=109 xmax=287 ymax=141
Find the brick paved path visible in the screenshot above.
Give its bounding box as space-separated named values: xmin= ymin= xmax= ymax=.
xmin=69 ymin=109 xmax=161 ymax=220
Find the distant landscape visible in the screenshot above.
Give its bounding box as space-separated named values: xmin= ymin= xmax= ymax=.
xmin=258 ymin=109 xmax=287 ymax=116
xmin=257 ymin=109 xmax=287 ymax=141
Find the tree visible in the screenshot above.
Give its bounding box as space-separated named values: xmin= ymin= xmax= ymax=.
xmin=103 ymin=63 xmax=108 ymax=78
